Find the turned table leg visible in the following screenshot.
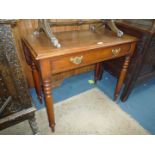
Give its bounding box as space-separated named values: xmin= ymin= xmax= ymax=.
xmin=22 ymin=41 xmax=42 ymax=103
xmin=120 ymin=57 xmax=143 ymax=102
xmin=39 ymin=60 xmax=55 ymax=132
xmin=94 ymin=62 xmax=104 ymax=83
xmin=114 ymin=55 xmax=131 ymax=101
xmin=31 ymin=62 xmax=42 ymax=103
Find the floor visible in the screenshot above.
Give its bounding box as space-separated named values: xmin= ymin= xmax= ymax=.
xmin=30 ymin=71 xmax=155 ymax=134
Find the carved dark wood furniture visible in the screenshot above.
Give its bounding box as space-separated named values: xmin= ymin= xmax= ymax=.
xmin=0 ymin=20 xmax=38 ymax=134
xmin=22 ymin=28 xmax=137 ymax=131
xmin=104 ymin=20 xmax=155 ymax=101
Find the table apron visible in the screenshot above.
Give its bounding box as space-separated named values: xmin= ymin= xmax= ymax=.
xmin=51 ymin=43 xmax=131 ymax=74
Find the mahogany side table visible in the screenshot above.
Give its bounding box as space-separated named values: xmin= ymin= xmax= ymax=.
xmin=22 ymin=29 xmax=137 ymax=131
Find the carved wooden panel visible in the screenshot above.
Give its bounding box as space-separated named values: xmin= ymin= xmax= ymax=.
xmin=145 ymin=34 xmax=155 ymax=65
xmin=0 ymin=23 xmax=32 ymax=118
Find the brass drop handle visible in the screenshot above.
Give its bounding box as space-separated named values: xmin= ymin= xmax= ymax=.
xmin=112 ymin=48 xmax=121 ymax=56
xmin=70 ymin=56 xmax=83 ymax=65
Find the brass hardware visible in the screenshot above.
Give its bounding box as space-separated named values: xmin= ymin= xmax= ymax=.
xmin=70 ymin=56 xmax=83 ymax=65
xmin=112 ymin=48 xmax=121 ymax=56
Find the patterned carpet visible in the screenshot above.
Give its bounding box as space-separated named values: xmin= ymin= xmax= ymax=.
xmin=0 ymin=88 xmax=149 ymax=135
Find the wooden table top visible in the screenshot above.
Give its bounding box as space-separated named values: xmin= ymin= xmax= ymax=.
xmin=23 ymin=29 xmax=137 ymax=60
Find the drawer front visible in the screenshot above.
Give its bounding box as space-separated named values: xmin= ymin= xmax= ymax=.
xmin=51 ymin=43 xmax=131 ymax=74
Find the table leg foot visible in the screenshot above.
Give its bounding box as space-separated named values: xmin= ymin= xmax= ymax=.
xmin=51 ymin=125 xmax=55 ymax=132
xmin=38 ymin=96 xmax=43 ymax=103
xmin=114 ymin=94 xmax=118 ymax=101
xmin=121 ymin=96 xmax=128 ymax=102
xmin=94 ymin=62 xmax=104 ymax=83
